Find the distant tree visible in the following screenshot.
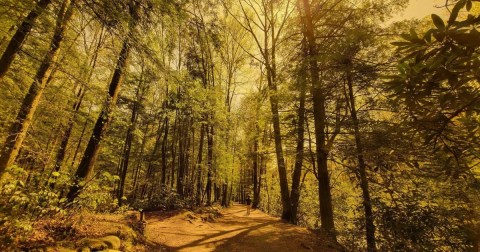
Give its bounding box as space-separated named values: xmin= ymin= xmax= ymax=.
xmin=0 ymin=0 xmax=75 ymax=177
xmin=67 ymin=0 xmax=140 ymax=201
xmin=0 ymin=0 xmax=52 ymax=80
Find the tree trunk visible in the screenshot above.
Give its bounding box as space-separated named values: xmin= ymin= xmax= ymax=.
xmin=69 ymin=104 xmax=92 ymax=168
xmin=184 ymin=118 xmax=193 ymax=196
xmin=206 ymin=123 xmax=213 ymax=205
xmin=141 ymin=101 xmax=168 ymax=196
xmin=221 ymin=183 xmax=228 ymax=207
xmin=264 ymin=27 xmax=291 ymax=222
xmin=196 ymin=125 xmax=205 ymax=205
xmin=290 ymin=39 xmax=307 ymax=224
xmin=117 ymin=89 xmax=139 ymax=206
xmin=0 ymin=0 xmax=75 ymax=177
xmin=177 ymin=118 xmax=187 ymax=197
xmin=161 ymin=116 xmax=169 ymax=185
xmin=170 ymin=110 xmax=178 ymax=188
xmin=298 ymin=0 xmax=336 ymax=238
xmin=53 ymin=88 xmax=84 ymax=173
xmin=66 ymin=6 xmax=136 ymax=201
xmin=132 ymin=120 xmax=150 ymax=198
xmin=346 ymin=70 xmax=376 ymax=251
xmin=0 ymin=0 xmax=52 ymax=80
xmin=252 ymin=125 xmax=260 ymax=208
xmin=53 ymin=26 xmax=104 ymax=176
xmin=266 ymin=71 xmax=291 ymax=220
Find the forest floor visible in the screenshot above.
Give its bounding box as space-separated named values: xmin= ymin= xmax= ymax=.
xmin=9 ymin=203 xmax=342 ymax=251
xmin=145 ymin=203 xmax=342 ymax=252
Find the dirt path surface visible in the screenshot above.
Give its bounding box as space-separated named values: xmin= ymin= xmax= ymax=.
xmin=145 ymin=204 xmax=340 ymax=252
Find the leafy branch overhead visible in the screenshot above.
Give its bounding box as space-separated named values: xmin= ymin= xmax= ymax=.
xmin=389 ymin=0 xmax=480 ymax=176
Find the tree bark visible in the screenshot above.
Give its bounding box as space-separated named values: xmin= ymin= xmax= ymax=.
xmin=161 ymin=116 xmax=169 ymax=185
xmin=66 ymin=4 xmax=136 ymax=201
xmin=252 ymin=124 xmax=261 ymax=208
xmin=298 ymin=0 xmax=336 ymax=238
xmin=117 ymin=87 xmax=140 ymax=206
xmin=70 ymin=105 xmax=91 ymax=168
xmin=290 ymin=39 xmax=307 ymax=224
xmin=53 ymin=27 xmax=103 ymax=177
xmin=169 ymin=109 xmax=178 ymax=188
xmin=196 ymin=125 xmax=205 ymax=205
xmin=177 ymin=118 xmax=187 ymax=197
xmin=206 ymin=123 xmax=214 ymax=205
xmin=0 ymin=0 xmax=75 ymax=177
xmin=0 ymin=0 xmax=52 ymax=80
xmin=346 ymin=70 xmax=376 ymax=251
xmin=132 ymin=120 xmax=150 ymax=198
xmin=264 ymin=19 xmax=291 ymax=222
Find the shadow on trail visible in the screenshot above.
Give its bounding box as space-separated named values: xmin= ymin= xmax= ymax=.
xmin=212 ymin=221 xmax=313 ymax=252
xmin=170 ymin=220 xmax=276 ymax=251
xmin=144 ymin=204 xmax=327 ymax=252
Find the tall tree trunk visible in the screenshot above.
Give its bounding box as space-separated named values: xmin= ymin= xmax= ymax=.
xmin=53 ymin=26 xmax=104 ymax=176
xmin=170 ymin=110 xmax=178 ymax=188
xmin=132 ymin=120 xmax=150 ymax=198
xmin=206 ymin=123 xmax=214 ymax=205
xmin=161 ymin=116 xmax=169 ymax=185
xmin=117 ymin=89 xmax=140 ymax=206
xmin=0 ymin=0 xmax=52 ymax=80
xmin=221 ymin=183 xmax=228 ymax=207
xmin=290 ymin=39 xmax=307 ymax=224
xmin=184 ymin=118 xmax=193 ymax=196
xmin=263 ymin=39 xmax=291 ymax=222
xmin=0 ymin=0 xmax=75 ymax=177
xmin=252 ymin=125 xmax=260 ymax=208
xmin=66 ymin=5 xmax=136 ymax=201
xmin=177 ymin=118 xmax=187 ymax=197
xmin=196 ymin=125 xmax=205 ymax=205
xmin=53 ymin=88 xmax=84 ymax=175
xmin=266 ymin=64 xmax=291 ymax=220
xmin=298 ymin=0 xmax=336 ymax=237
xmin=70 ymin=105 xmax=91 ymax=168
xmin=346 ymin=70 xmax=376 ymax=251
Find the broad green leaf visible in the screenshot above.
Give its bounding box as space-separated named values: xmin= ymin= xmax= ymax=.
xmin=466 ymin=0 xmax=473 ymax=11
xmin=449 ymin=0 xmax=466 ymax=24
xmin=449 ymin=29 xmax=480 ymax=47
xmin=424 ymin=29 xmax=434 ymax=43
xmin=432 ymin=14 xmax=445 ymax=30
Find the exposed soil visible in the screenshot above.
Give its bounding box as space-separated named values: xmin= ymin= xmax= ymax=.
xmin=145 ymin=203 xmax=341 ymax=252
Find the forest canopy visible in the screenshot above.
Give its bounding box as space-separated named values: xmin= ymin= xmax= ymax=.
xmin=0 ymin=0 xmax=478 ymax=251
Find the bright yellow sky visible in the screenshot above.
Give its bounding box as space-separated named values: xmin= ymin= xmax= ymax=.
xmin=390 ymin=0 xmax=447 ymax=22
xmin=404 ymin=0 xmax=445 ymax=18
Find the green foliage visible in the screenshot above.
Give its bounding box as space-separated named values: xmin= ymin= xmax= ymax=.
xmin=0 ymin=166 xmax=67 ymax=248
xmin=131 ymin=185 xmax=186 ymax=211
xmin=375 ymin=194 xmax=473 ymax=251
xmin=389 ymin=0 xmax=480 ymax=177
xmin=72 ymin=171 xmax=120 ymax=212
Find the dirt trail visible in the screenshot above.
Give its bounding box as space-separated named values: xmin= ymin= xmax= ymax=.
xmin=145 ymin=204 xmax=340 ymax=252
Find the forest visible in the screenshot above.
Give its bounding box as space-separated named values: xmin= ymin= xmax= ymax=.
xmin=0 ymin=0 xmax=479 ymax=251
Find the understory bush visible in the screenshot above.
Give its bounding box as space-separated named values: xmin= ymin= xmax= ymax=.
xmin=0 ymin=166 xmax=126 ymax=249
xmin=0 ymin=166 xmax=67 ymax=249
xmin=71 ymin=171 xmax=121 ymax=212
xmin=131 ymin=185 xmax=186 ymax=211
